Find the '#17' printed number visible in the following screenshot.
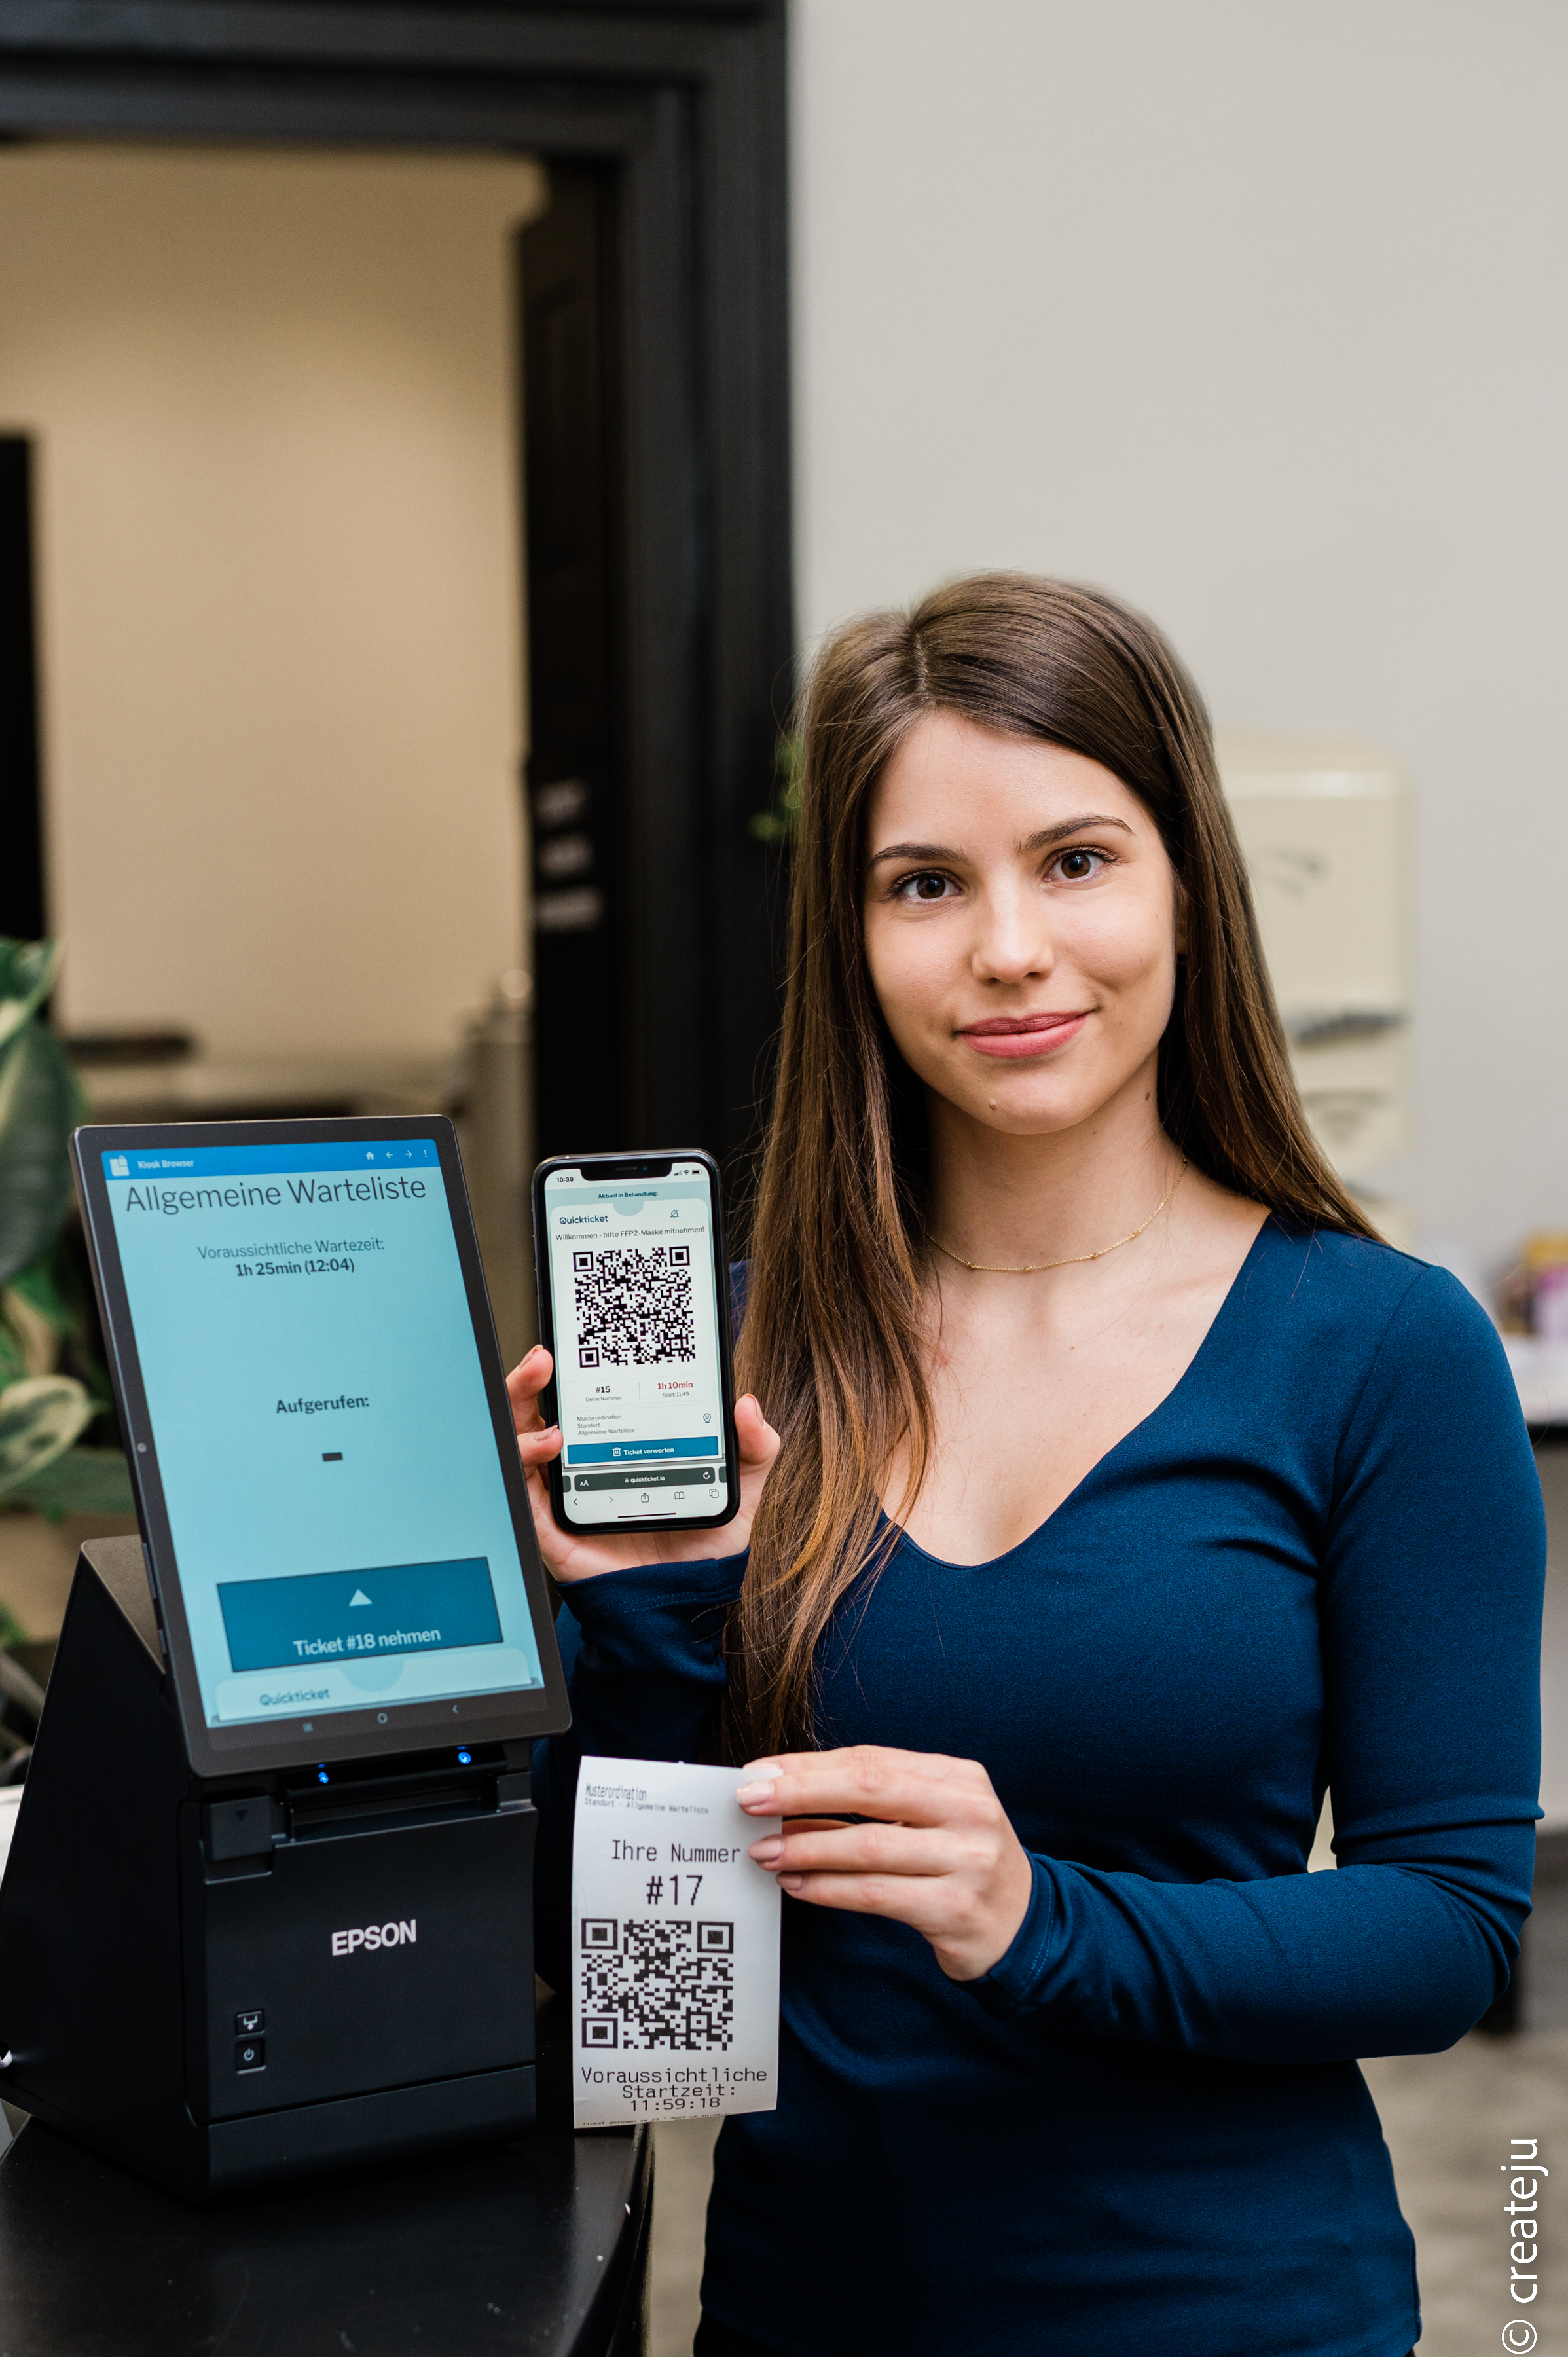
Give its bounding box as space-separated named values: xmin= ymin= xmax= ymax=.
xmin=642 ymin=1874 xmax=703 ymax=1906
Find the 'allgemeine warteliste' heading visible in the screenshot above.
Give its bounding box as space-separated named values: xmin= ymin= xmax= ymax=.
xmin=119 ymin=1175 xmax=429 ymax=1217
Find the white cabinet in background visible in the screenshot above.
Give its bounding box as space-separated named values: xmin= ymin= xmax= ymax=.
xmin=1215 ymin=735 xmax=1410 ymax=1235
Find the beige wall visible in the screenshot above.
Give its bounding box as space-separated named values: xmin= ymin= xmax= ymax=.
xmin=0 ymin=144 xmax=547 ymax=1059
xmin=792 ymin=0 xmax=1568 ymax=1272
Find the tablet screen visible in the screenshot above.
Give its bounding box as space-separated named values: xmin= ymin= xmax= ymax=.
xmin=96 ymin=1133 xmax=546 ymax=1736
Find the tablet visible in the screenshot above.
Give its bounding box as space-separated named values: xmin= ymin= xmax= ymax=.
xmin=72 ymin=1117 xmax=570 ymax=1778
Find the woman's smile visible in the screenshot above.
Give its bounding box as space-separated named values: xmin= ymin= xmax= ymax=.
xmin=956 ymin=1009 xmax=1091 ymax=1059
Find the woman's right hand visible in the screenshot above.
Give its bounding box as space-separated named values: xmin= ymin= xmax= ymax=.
xmin=505 ymin=1343 xmax=782 ymax=1586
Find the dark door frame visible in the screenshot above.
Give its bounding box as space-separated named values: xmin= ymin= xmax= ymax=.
xmin=0 ymin=1 xmax=792 ymax=1166
xmin=0 ymin=437 xmax=45 ymax=943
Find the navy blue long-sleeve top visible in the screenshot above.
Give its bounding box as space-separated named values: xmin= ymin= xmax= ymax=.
xmin=534 ymin=1220 xmax=1544 ymax=2357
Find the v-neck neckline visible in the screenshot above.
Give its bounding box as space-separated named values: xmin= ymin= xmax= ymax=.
xmin=894 ymin=1211 xmax=1282 ymax=1575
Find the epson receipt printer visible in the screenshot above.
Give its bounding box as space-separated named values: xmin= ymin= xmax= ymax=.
xmin=0 ymin=1118 xmax=570 ymax=2201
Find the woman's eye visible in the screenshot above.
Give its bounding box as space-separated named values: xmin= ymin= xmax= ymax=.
xmin=1051 ymin=847 xmax=1110 ymax=883
xmin=895 ymin=870 xmax=956 ymax=902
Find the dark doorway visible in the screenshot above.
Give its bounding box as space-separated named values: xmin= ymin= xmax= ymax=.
xmin=0 ymin=4 xmax=792 ymax=1175
xmin=0 ymin=436 xmax=45 ymax=943
xmin=519 ymin=168 xmax=625 ymax=1160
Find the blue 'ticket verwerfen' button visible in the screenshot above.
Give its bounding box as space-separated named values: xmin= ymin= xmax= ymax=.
xmin=564 ymin=1435 xmax=720 ymax=1465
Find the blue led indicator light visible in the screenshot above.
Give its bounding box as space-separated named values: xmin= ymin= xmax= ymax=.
xmin=316 ymin=1765 xmax=329 ymax=1785
xmin=456 ymin=1747 xmax=473 ymax=1765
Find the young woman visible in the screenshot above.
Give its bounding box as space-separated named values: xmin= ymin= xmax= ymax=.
xmin=509 ymin=576 xmax=1543 ymax=2357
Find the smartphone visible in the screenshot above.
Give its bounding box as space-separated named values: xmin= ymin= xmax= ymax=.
xmin=532 ymin=1150 xmax=740 ymax=1537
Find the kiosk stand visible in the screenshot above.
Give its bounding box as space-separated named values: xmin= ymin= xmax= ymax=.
xmin=0 ymin=1537 xmax=543 ymax=2202
xmin=0 ymin=1115 xmax=571 ymax=2206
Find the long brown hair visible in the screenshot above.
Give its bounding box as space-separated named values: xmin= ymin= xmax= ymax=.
xmin=728 ymin=574 xmax=1374 ymax=1758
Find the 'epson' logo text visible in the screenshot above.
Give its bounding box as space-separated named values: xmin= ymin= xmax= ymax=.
xmin=331 ymin=1919 xmax=417 ymax=1957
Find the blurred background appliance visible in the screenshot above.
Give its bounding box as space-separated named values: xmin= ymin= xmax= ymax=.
xmin=1216 ymin=735 xmax=1411 ymax=1245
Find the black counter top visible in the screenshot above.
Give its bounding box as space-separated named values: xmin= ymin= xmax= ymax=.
xmin=0 ymin=1992 xmax=651 ymax=2357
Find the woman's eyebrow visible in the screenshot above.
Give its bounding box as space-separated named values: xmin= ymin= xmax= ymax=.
xmin=1018 ymin=813 xmax=1134 ymax=851
xmin=867 ymin=814 xmax=1133 ymax=871
xmin=866 ymin=840 xmax=955 ymax=869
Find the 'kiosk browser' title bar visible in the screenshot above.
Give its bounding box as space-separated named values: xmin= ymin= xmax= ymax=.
xmin=102 ymin=1140 xmax=441 ymax=1179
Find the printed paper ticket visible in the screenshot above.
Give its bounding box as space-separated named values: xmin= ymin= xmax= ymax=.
xmin=572 ymin=1755 xmax=782 ymax=2129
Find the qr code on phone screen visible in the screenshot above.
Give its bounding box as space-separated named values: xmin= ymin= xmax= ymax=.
xmin=579 ymin=1918 xmax=736 ymax=2050
xmin=573 ymin=1247 xmax=696 ymax=1368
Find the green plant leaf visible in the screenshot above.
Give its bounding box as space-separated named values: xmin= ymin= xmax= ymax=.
xmin=7 ymin=1443 xmax=134 ymax=1516
xmin=0 ymin=939 xmax=62 ymax=1055
xmin=0 ymin=1317 xmax=26 ymax=1389
xmin=0 ymin=1023 xmax=78 ymax=1288
xmin=746 ymin=809 xmax=795 ymax=843
xmin=6 ymin=1251 xmax=75 ymax=1335
xmin=0 ymin=1374 xmax=94 ymax=1498
xmin=747 ymin=732 xmax=803 ymax=846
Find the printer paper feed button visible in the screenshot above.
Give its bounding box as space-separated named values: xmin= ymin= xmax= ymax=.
xmin=204 ymin=1797 xmax=285 ymax=1861
xmin=234 ymin=2009 xmax=264 ymax=2035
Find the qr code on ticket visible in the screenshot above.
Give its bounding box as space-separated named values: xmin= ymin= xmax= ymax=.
xmin=572 ymin=1247 xmax=697 ymax=1369
xmin=579 ymin=1918 xmax=736 ymax=2051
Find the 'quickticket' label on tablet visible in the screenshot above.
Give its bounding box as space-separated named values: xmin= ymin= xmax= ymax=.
xmin=572 ymin=1756 xmax=780 ymax=2127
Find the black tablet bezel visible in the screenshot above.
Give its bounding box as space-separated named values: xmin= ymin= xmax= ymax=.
xmin=531 ymin=1150 xmax=741 ymax=1539
xmin=72 ymin=1116 xmax=571 ymax=1780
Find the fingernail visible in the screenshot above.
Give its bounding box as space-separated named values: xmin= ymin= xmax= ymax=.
xmin=742 ymin=1761 xmax=784 ymax=1778
xmin=749 ymin=1837 xmax=783 ymax=1865
xmin=778 ymin=1874 xmax=805 ymax=1895
xmin=735 ymin=1781 xmax=776 ymax=1806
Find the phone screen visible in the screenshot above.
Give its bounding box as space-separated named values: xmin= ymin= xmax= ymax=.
xmin=538 ymin=1158 xmax=735 ymax=1529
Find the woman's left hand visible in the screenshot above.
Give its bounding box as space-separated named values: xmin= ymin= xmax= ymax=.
xmin=737 ymin=1745 xmax=1035 ymax=1983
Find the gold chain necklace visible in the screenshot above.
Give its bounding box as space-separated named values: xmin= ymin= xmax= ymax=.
xmin=929 ymin=1158 xmax=1188 ymax=1275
